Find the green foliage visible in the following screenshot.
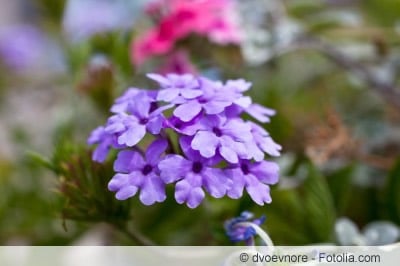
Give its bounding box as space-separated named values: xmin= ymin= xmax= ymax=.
xmin=326 ymin=164 xmax=355 ymax=215
xmin=48 ymin=142 xmax=130 ymax=225
xmin=266 ymin=160 xmax=336 ymax=244
xmin=384 ymin=158 xmax=400 ymax=224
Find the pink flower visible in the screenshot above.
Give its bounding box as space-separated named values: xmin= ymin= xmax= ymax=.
xmin=131 ymin=0 xmax=242 ymax=66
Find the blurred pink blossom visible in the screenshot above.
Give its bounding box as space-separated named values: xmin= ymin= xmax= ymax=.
xmin=132 ymin=0 xmax=242 ymax=65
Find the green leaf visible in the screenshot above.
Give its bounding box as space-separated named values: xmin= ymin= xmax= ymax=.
xmin=267 ymin=160 xmax=336 ymax=244
xmin=26 ymin=151 xmax=55 ymax=172
xmin=384 ymin=158 xmax=400 ymax=224
xmin=302 ymin=162 xmax=336 ymax=242
xmin=327 ymin=164 xmax=355 ymax=215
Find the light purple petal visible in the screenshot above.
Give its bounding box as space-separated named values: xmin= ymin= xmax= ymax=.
xmin=108 ymin=173 xmax=129 ymax=191
xmin=259 ymin=136 xmax=282 ymax=157
xmin=246 ymin=104 xmax=276 ymax=123
xmin=158 ymin=155 xmax=191 ymax=183
xmin=181 ymin=89 xmax=203 ymax=99
xmin=92 ymin=145 xmax=109 ymax=162
xmin=175 ymin=179 xmax=205 ymax=209
xmin=226 ymin=169 xmax=245 ymax=199
xmin=139 ymin=174 xmax=166 ymax=205
xmin=250 ymin=161 xmax=279 ymax=184
xmin=147 ymin=73 xmax=170 ymax=86
xmin=151 ymin=103 xmax=174 ymax=116
xmin=200 ymin=114 xmax=223 ymax=129
xmin=225 ymin=79 xmax=252 ymax=93
xmin=115 ymin=186 xmax=139 ymax=200
xmin=110 ymin=88 xmax=141 ymax=113
xmin=191 ymin=131 xmax=219 ymax=158
xmin=128 ymin=93 xmax=151 ymax=119
xmin=245 ymin=140 xmax=264 ymax=162
xmin=222 ymin=119 xmax=252 ymax=141
xmin=246 ymin=183 xmax=272 ymax=205
xmin=105 ymin=119 xmax=126 ymax=134
xmin=87 ymin=126 xmax=105 ymax=144
xmin=219 ymin=145 xmax=239 ymax=163
xmin=157 ymin=88 xmax=181 ymax=102
xmin=203 ymin=168 xmax=229 ymax=198
xmin=117 ymin=124 xmax=146 ymax=146
xmin=114 ymin=150 xmax=145 ymax=173
xmin=145 ymin=138 xmax=168 ymax=165
xmin=220 ymin=136 xmax=248 ymax=161
xmin=234 ymin=96 xmax=252 ymax=108
xmin=173 ymin=101 xmax=202 ymax=122
xmin=202 ymin=99 xmax=232 ymax=114
xmin=146 ymin=115 xmax=164 ymax=135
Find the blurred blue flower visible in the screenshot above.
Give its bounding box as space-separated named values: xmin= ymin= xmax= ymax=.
xmin=224 ymin=211 xmax=266 ymax=244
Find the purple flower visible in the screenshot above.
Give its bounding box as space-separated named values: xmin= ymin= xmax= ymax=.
xmin=87 ymin=126 xmax=120 ymax=162
xmin=245 ymin=104 xmax=276 ymax=123
xmin=148 ymin=73 xmax=202 ymax=104
xmin=173 ymin=77 xmax=237 ymax=122
xmin=191 ymin=115 xmax=252 ymax=163
xmin=227 ymin=160 xmax=279 ymax=205
xmin=88 ymin=73 xmax=281 ymax=209
xmin=225 ymin=211 xmax=266 ymax=244
xmin=108 ymin=138 xmax=168 ymax=205
xmin=247 ymin=122 xmax=282 ymax=160
xmin=111 ymin=89 xmax=159 ymax=114
xmin=158 ymin=137 xmax=230 ymax=208
xmin=105 ymin=92 xmax=171 ymax=147
xmin=224 ymin=79 xmax=275 ymax=123
xmin=164 ymin=115 xmax=202 ymax=136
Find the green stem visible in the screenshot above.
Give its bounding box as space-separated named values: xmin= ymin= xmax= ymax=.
xmin=111 ymin=222 xmax=155 ymax=246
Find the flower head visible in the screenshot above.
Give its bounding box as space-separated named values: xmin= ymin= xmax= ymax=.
xmin=88 ymin=73 xmax=281 ymax=208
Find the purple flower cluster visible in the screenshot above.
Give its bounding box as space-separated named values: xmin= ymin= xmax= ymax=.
xmin=88 ymin=73 xmax=281 ymax=208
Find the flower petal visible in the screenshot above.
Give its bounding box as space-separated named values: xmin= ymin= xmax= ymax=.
xmin=226 ymin=169 xmax=245 ymax=199
xmin=139 ymin=174 xmax=166 ymax=205
xmin=158 ymin=155 xmax=191 ymax=183
xmin=175 ymin=179 xmax=205 ymax=208
xmin=202 ymin=99 xmax=231 ymax=114
xmin=245 ymin=175 xmax=272 ymax=205
xmin=250 ymin=161 xmax=279 ymax=184
xmin=203 ymin=168 xmax=229 ymax=198
xmin=157 ymin=88 xmax=181 ymax=102
xmin=114 ymin=150 xmax=145 ymax=173
xmin=191 ymin=131 xmax=219 ymax=158
xmin=173 ymin=101 xmax=202 ymax=122
xmin=219 ymin=145 xmax=238 ymax=163
xmin=115 ymin=186 xmax=138 ymax=200
xmin=181 ymin=89 xmax=203 ymax=99
xmin=145 ymin=138 xmax=168 ymax=165
xmin=117 ymin=124 xmax=146 ymax=147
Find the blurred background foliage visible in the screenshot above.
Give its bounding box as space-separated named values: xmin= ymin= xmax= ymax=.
xmin=0 ymin=0 xmax=399 ymax=245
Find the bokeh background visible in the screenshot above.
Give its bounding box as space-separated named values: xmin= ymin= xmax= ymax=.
xmin=0 ymin=0 xmax=399 ymax=245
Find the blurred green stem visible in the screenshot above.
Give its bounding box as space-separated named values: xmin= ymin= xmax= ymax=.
xmin=112 ymin=222 xmax=155 ymax=246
